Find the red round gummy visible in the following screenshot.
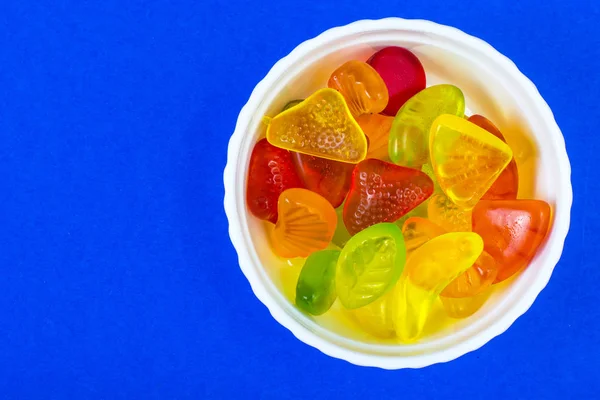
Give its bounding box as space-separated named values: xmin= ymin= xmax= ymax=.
xmin=246 ymin=139 xmax=304 ymax=223
xmin=367 ymin=47 xmax=426 ymax=116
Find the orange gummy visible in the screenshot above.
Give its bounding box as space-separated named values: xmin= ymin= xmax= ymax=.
xmin=271 ymin=188 xmax=337 ymax=258
xmin=356 ymin=113 xmax=394 ymax=160
xmin=472 ymin=200 xmax=551 ymax=282
xmin=441 ymin=250 xmax=497 ymax=298
xmin=328 ymin=60 xmax=389 ymax=117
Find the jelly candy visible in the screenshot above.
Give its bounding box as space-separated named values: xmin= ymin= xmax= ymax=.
xmin=440 ymin=289 xmax=491 ymax=319
xmin=356 ymin=113 xmax=394 ymax=160
xmin=401 ymin=217 xmax=446 ymax=254
xmin=389 ymin=85 xmax=465 ymax=168
xmin=394 ymin=198 xmax=429 ymax=229
xmin=428 ymin=193 xmax=472 ymax=232
xmin=295 ymin=249 xmax=339 ymax=315
xmin=343 ymin=159 xmax=434 ymax=235
xmin=367 ymin=46 xmax=426 ymax=116
xmin=421 ymin=163 xmax=443 ymax=195
xmin=328 ymin=60 xmax=389 ymax=117
xmin=468 ymin=115 xmax=519 ymax=200
xmin=472 ymin=200 xmax=551 ymax=282
xmin=282 ymin=99 xmax=303 ymax=112
xmin=246 ymin=139 xmax=303 ymax=223
xmin=430 ymin=114 xmax=513 ymax=209
xmin=336 ymin=223 xmax=406 ymax=309
xmin=291 ymin=153 xmax=354 ymax=208
xmin=265 ymin=88 xmax=368 ymax=163
xmin=332 ymin=204 xmax=352 ymax=248
xmin=351 ymin=289 xmax=396 ymax=338
xmin=394 ymin=232 xmax=483 ymax=342
xmin=440 ymin=250 xmax=497 ymax=298
xmin=271 ymin=188 xmax=337 ymax=258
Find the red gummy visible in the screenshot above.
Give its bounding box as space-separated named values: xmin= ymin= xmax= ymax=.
xmin=469 ymin=115 xmax=519 ymax=200
xmin=291 ymin=153 xmax=354 ymax=208
xmin=472 ymin=200 xmax=551 ymax=283
xmin=246 ymin=139 xmax=303 ymax=223
xmin=343 ymin=159 xmax=434 ymax=235
xmin=367 ymin=47 xmax=426 ymax=116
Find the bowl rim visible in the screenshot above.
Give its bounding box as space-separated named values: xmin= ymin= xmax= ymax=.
xmin=223 ymin=17 xmax=573 ymax=369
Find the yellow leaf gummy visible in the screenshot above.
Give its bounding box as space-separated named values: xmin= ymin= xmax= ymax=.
xmin=394 ymin=232 xmax=483 ymax=342
xmin=429 ymin=114 xmax=513 ymax=209
xmin=265 ymin=88 xmax=368 ymax=163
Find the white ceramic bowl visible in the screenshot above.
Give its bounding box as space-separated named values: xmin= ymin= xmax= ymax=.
xmin=223 ymin=18 xmax=572 ymax=369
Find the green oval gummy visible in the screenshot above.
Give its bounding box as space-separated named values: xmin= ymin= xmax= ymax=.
xmin=388 ymin=84 xmax=465 ymax=168
xmin=295 ymin=250 xmax=339 ymax=315
xmin=336 ymin=223 xmax=406 ymax=309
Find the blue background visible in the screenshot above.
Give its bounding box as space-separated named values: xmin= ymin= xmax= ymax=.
xmin=0 ymin=0 xmax=596 ymax=398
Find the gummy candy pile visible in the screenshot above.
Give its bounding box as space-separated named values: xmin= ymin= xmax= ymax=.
xmin=246 ymin=46 xmax=552 ymax=343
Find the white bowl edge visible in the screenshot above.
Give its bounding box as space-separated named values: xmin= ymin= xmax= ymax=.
xmin=223 ymin=17 xmax=573 ymax=369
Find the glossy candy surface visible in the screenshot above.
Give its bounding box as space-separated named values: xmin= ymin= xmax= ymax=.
xmin=295 ymin=250 xmax=339 ymax=315
xmin=343 ymin=159 xmax=434 ymax=235
xmin=430 ymin=114 xmax=513 ymax=209
xmin=401 ymin=217 xmax=446 ymax=254
xmin=271 ymin=188 xmax=337 ymax=258
xmin=281 ymin=99 xmax=303 ymax=112
xmin=336 ymin=223 xmax=406 ymax=309
xmin=472 ymin=200 xmax=551 ymax=282
xmin=440 ymin=250 xmax=497 ymax=298
xmin=428 ymin=193 xmax=472 ymax=232
xmin=395 ymin=232 xmax=483 ymax=342
xmin=246 ymin=139 xmax=303 ymax=223
xmin=440 ymin=289 xmax=491 ymax=319
xmin=328 ymin=60 xmax=389 ymax=117
xmin=351 ymin=289 xmax=396 ymax=338
xmin=367 ymin=46 xmax=426 ymax=116
xmin=469 ymin=115 xmax=519 ymax=200
xmin=332 ymin=204 xmax=352 ymax=248
xmin=356 ymin=113 xmax=394 ymax=160
xmin=421 ymin=163 xmax=443 ymax=195
xmin=291 ymin=153 xmax=354 ymax=208
xmin=389 ymin=85 xmax=465 ymax=167
xmin=266 ymin=88 xmax=368 ymax=163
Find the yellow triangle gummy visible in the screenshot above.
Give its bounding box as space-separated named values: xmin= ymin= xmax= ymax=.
xmin=265 ymin=88 xmax=368 ymax=163
xmin=429 ymin=114 xmax=513 ymax=210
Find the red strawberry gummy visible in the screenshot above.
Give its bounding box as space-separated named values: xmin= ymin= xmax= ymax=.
xmin=246 ymin=138 xmax=303 ymax=223
xmin=343 ymin=159 xmax=434 ymax=235
xmin=291 ymin=153 xmax=354 ymax=208
xmin=367 ymin=47 xmax=426 ymax=116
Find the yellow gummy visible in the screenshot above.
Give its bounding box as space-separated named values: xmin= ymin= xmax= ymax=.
xmin=394 ymin=232 xmax=483 ymax=342
xmin=440 ymin=288 xmax=492 ymax=319
xmin=351 ymin=289 xmax=396 ymax=338
xmin=427 ymin=193 xmax=472 ymax=232
xmin=265 ymin=88 xmax=368 ymax=163
xmin=429 ymin=114 xmax=513 ymax=209
xmin=388 ymin=84 xmax=465 ymax=168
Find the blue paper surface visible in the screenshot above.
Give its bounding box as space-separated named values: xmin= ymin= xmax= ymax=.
xmin=0 ymin=0 xmax=597 ymax=397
